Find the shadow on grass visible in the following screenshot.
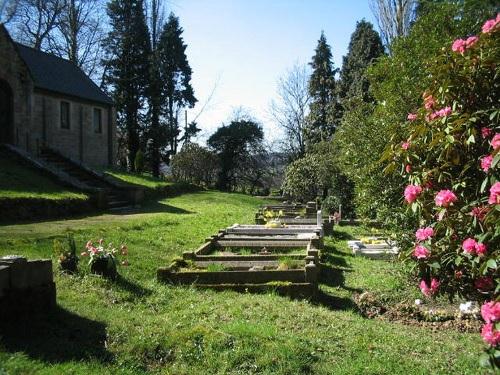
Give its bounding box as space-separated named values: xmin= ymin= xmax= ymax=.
xmin=330 ymin=229 xmax=356 ymax=241
xmin=312 ymin=290 xmax=360 ymax=312
xmin=111 ymin=200 xmax=193 ymax=215
xmin=0 ymin=305 xmax=112 ymax=363
xmin=114 ymin=274 xmax=152 ymax=298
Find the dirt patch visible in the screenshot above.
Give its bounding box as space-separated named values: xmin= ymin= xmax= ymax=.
xmin=354 ymin=292 xmax=482 ymax=333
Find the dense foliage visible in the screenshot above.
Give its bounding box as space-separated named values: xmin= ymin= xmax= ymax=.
xmin=170 ymin=143 xmax=218 ymax=187
xmin=208 ymin=120 xmax=265 ymax=191
xmin=385 ymin=13 xmax=499 ymax=367
xmin=303 ymin=32 xmax=340 ymax=147
xmin=338 ymin=20 xmax=384 ymax=106
xmin=103 ymin=0 xmax=151 ymax=171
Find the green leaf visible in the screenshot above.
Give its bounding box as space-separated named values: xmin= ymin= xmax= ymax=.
xmin=480 ymin=177 xmax=489 ymax=193
xmin=430 ymin=262 xmax=441 ymax=270
xmin=486 ymin=259 xmax=497 ymax=270
xmin=492 ymin=153 xmax=500 ymax=169
xmin=466 ymin=134 xmax=475 ymax=144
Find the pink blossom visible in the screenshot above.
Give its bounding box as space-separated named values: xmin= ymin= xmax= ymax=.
xmin=488 ymin=182 xmax=500 ymax=205
xmin=481 ymin=323 xmax=500 ymax=346
xmin=481 ymin=155 xmax=493 ymax=172
xmin=420 ymin=279 xmax=440 ymax=297
xmin=423 ymin=95 xmax=436 ymax=110
xmin=404 ymin=184 xmax=422 ymax=203
xmin=475 ymin=276 xmax=494 ymax=291
xmin=405 ymin=164 xmax=411 ymax=173
xmin=482 ymin=15 xmax=500 ymax=34
xmin=428 ymin=106 xmax=452 ymax=121
xmin=415 ymin=227 xmax=434 ymax=241
xmin=86 ymin=240 xmax=93 ymax=249
xmin=465 ymin=36 xmax=479 ymax=48
xmin=402 ymin=142 xmax=410 ymax=150
xmin=434 ymin=189 xmax=457 ymax=207
xmin=407 ymin=113 xmax=417 ymax=121
xmin=470 ymin=205 xmax=490 ymax=221
xmin=413 ymin=245 xmax=430 ymax=259
xmin=481 ymin=127 xmax=492 ymax=139
xmin=430 ymin=278 xmax=440 ymax=293
xmin=462 ymin=238 xmax=477 ymax=254
xmin=481 ymin=301 xmax=500 ymax=323
xmin=475 ymin=242 xmax=488 ymax=256
xmin=451 ymin=38 xmax=466 ymax=54
xmin=491 ymin=133 xmax=500 ymax=150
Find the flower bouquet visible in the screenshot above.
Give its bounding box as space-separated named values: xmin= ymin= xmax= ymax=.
xmin=81 ymin=239 xmax=129 ymax=279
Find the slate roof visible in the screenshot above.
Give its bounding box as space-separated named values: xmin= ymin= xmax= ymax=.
xmin=14 ymin=43 xmax=113 ymax=105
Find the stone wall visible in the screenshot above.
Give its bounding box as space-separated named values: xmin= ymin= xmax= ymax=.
xmin=34 ymin=92 xmax=114 ymax=167
xmin=0 ymin=26 xmax=34 ymax=150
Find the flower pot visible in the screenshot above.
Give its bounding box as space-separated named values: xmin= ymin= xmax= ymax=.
xmin=59 ymin=257 xmax=78 ymax=273
xmin=90 ymin=256 xmax=117 ymax=279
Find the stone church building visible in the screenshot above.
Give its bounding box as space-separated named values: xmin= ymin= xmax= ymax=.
xmin=0 ymin=24 xmax=116 ymax=167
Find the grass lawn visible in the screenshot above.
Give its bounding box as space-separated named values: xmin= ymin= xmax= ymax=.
xmin=0 ymin=150 xmax=88 ymax=201
xmin=104 ymin=170 xmax=173 ymax=190
xmin=0 ymin=191 xmax=486 ymax=374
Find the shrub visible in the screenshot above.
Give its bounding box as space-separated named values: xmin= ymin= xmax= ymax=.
xmin=171 ymin=143 xmax=219 ymax=187
xmin=384 ymin=16 xmax=499 ymax=367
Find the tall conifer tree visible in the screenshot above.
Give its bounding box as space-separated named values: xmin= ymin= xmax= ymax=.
xmin=339 ymin=20 xmax=384 ymax=106
xmin=103 ymin=0 xmax=151 ymax=171
xmin=157 ymin=13 xmax=196 ymax=163
xmin=304 ymin=32 xmax=340 ymax=147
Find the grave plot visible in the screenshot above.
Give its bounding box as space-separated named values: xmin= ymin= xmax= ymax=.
xmin=347 ymin=237 xmax=399 ymax=260
xmin=157 ymin=227 xmax=322 ymax=298
xmin=255 ymin=201 xmax=318 ymax=224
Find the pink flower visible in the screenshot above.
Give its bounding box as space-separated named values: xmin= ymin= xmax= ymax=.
xmin=86 ymin=240 xmax=93 ymax=249
xmin=420 ymin=278 xmax=440 ymax=297
xmin=462 ymin=238 xmax=477 ymax=254
xmin=407 ymin=113 xmax=417 ymax=121
xmin=475 ymin=276 xmax=494 ymax=291
xmin=475 ymin=242 xmax=488 ymax=256
xmin=413 ymin=245 xmax=430 ymax=259
xmin=451 ymin=38 xmax=466 ymax=54
xmin=491 ymin=133 xmax=500 ymax=150
xmin=423 ymin=95 xmax=436 ymax=110
xmin=405 ymin=164 xmax=411 ymax=173
xmin=470 ymin=206 xmax=490 ymax=221
xmin=481 ymin=155 xmax=493 ymax=172
xmin=80 ymin=251 xmax=89 ymax=257
xmin=481 ymin=127 xmax=492 ymax=139
xmin=404 ymin=184 xmax=422 ymax=203
xmin=415 ymin=227 xmax=434 ymax=241
xmin=428 ymin=106 xmax=452 ymax=121
xmin=482 ymin=15 xmax=500 ymax=34
xmin=434 ymin=189 xmax=457 ymax=207
xmin=465 ymin=35 xmax=479 ymax=48
xmin=481 ymin=323 xmax=500 ymax=346
xmin=402 ymin=142 xmax=410 ymax=150
xmin=489 ymin=182 xmax=500 ymax=205
xmin=481 ymin=301 xmax=500 ymax=323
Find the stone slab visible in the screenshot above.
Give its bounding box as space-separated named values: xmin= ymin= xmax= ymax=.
xmin=0 ymin=265 xmax=10 ymax=298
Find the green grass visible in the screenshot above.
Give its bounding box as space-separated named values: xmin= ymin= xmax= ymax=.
xmin=0 ymin=150 xmax=88 ymax=201
xmin=105 ymin=169 xmax=173 ymax=190
xmin=0 ymin=192 xmax=486 ymax=374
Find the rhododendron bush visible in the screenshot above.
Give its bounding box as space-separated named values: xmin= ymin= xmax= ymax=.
xmin=384 ymin=16 xmax=499 ymax=366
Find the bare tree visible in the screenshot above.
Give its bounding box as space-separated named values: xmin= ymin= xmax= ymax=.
xmin=369 ymin=0 xmax=417 ymax=49
xmin=269 ymin=63 xmax=310 ymax=160
xmin=12 ymin=0 xmax=66 ymax=50
xmin=0 ymin=0 xmax=19 ymax=24
xmin=47 ymin=0 xmax=105 ymax=80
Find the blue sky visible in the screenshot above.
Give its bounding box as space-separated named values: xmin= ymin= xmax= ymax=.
xmin=171 ymin=0 xmax=377 ymax=142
